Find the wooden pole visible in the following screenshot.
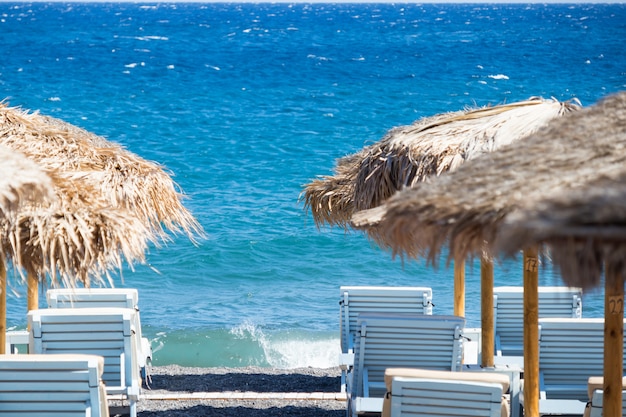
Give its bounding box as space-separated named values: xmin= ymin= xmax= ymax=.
xmin=27 ymin=269 xmax=38 ymax=330
xmin=481 ymin=256 xmax=494 ymax=368
xmin=0 ymin=258 xmax=6 ymax=354
xmin=523 ymin=246 xmax=540 ymax=417
xmin=454 ymin=259 xmax=465 ymax=317
xmin=604 ymin=263 xmax=624 ymax=417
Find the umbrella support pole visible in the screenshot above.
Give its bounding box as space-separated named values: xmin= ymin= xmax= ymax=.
xmin=604 ymin=263 xmax=624 ymax=417
xmin=523 ymin=246 xmax=539 ymax=417
xmin=481 ymin=257 xmax=494 ymax=368
xmin=0 ymin=258 xmax=5 ymax=354
xmin=454 ymin=259 xmax=465 ymax=317
xmin=27 ymin=270 xmax=38 ymax=331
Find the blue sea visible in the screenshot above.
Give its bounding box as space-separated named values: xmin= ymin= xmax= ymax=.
xmin=1 ymin=1 xmax=625 ymax=368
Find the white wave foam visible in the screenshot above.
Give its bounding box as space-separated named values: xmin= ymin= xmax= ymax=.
xmin=263 ymin=337 xmax=340 ymax=369
xmin=488 ymin=74 xmax=509 ymax=80
xmin=230 ymin=322 xmax=339 ymax=369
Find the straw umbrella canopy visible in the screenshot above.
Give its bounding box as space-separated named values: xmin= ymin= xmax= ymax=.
xmin=0 ymin=145 xmax=55 ymax=219
xmin=0 ymin=102 xmax=204 ymax=312
xmin=352 ymin=91 xmax=626 ymax=417
xmin=303 ymin=96 xmax=580 ymax=366
xmin=0 ymin=145 xmax=56 ymax=353
xmin=0 ymin=102 xmax=203 ymax=243
xmin=303 ymin=97 xmax=579 ymax=229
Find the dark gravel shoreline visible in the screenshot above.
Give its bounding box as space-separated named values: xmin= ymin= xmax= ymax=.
xmin=117 ymin=365 xmax=347 ymax=417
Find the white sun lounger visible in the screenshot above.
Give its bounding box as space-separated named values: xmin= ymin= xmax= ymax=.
xmin=493 ymin=286 xmax=582 ymax=363
xmin=347 ymin=313 xmax=464 ymax=417
xmin=584 ymin=376 xmax=626 ymax=417
xmin=46 ymin=288 xmax=152 ymax=384
xmin=28 ymin=307 xmax=141 ymax=417
xmin=0 ymin=353 xmax=109 ymax=417
xmin=338 ymin=286 xmax=433 ymax=390
xmin=339 ymin=286 xmax=434 ymax=354
xmin=522 ymin=317 xmax=626 ymax=416
xmin=382 ymin=368 xmax=510 ymax=417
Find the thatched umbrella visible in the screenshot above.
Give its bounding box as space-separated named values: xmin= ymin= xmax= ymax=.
xmin=0 ymin=102 xmax=204 ymax=312
xmin=303 ymin=96 xmax=580 ymax=366
xmin=303 ymin=97 xmax=578 ymax=229
xmin=352 ymin=91 xmax=626 ymax=417
xmin=495 ymin=96 xmax=626 ymax=417
xmin=0 ymin=102 xmax=203 ymax=242
xmin=0 ymin=145 xmax=56 ymax=353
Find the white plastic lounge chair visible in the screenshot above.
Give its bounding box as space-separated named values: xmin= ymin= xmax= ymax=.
xmin=0 ymin=353 xmax=109 ymax=417
xmin=339 ymin=286 xmax=434 ymax=354
xmin=347 ymin=313 xmax=464 ymax=417
xmin=493 ymin=286 xmax=582 ymax=360
xmin=338 ymin=286 xmax=433 ymax=390
xmin=46 ymin=288 xmax=152 ymax=385
xmin=584 ymin=376 xmax=626 ymax=417
xmin=28 ymin=307 xmax=141 ymax=417
xmin=382 ymin=368 xmax=510 ymax=417
xmin=522 ymin=317 xmax=626 ymax=416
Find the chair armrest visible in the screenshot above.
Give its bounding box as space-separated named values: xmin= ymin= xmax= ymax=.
xmin=141 ymin=338 xmax=152 ymax=360
xmin=339 ymin=353 xmax=354 ymax=394
xmin=339 ymin=353 xmax=354 ymax=370
xmin=495 ymin=334 xmax=503 ymax=357
xmin=347 ymin=334 xmax=355 ymax=353
xmin=539 ymin=371 xmax=547 ymax=400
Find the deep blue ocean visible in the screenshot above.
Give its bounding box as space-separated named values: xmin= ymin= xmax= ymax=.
xmin=1 ymin=1 xmax=625 ymax=368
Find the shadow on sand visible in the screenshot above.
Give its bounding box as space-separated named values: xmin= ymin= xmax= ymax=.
xmin=148 ymin=372 xmax=341 ymax=393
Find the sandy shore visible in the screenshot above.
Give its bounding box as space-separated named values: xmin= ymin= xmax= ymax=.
xmin=117 ymin=365 xmax=346 ymax=417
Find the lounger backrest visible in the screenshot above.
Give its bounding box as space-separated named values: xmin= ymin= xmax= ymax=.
xmin=494 ymin=286 xmax=582 ymax=356
xmin=539 ymin=318 xmax=626 ymax=401
xmin=339 ymin=286 xmax=433 ymax=353
xmin=46 ymin=288 xmax=150 ymax=370
xmin=0 ymin=353 xmax=109 ymax=417
xmin=388 ymin=377 xmax=504 ymax=417
xmin=47 ymin=288 xmax=143 ymax=342
xmin=28 ymin=307 xmax=140 ymax=398
xmin=352 ymin=313 xmax=464 ymax=398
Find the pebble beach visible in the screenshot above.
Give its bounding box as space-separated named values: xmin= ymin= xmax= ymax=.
xmin=122 ymin=365 xmax=346 ymax=417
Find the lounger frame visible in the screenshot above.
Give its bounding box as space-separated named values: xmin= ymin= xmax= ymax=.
xmin=493 ymin=286 xmax=582 ymax=358
xmin=0 ymin=353 xmax=109 ymax=417
xmin=47 ymin=288 xmax=152 ymax=382
xmin=347 ymin=313 xmax=464 ymax=417
xmin=28 ymin=307 xmax=141 ymax=417
xmin=525 ymin=317 xmax=626 ymax=415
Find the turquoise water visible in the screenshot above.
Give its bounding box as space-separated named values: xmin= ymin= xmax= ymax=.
xmin=1 ymin=2 xmax=624 ymax=367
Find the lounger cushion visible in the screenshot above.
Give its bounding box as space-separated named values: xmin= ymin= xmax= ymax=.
xmin=587 ymin=376 xmax=626 ymax=399
xmin=382 ymin=368 xmax=510 ymax=417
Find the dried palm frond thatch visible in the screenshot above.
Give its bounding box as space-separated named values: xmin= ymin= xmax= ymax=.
xmin=498 ymin=176 xmax=626 ymax=289
xmin=0 ymin=102 xmax=204 ymax=242
xmin=352 ymin=91 xmax=626 ymax=285
xmin=0 ymin=145 xmax=55 ymax=216
xmin=2 ymin=172 xmax=154 ymax=289
xmin=302 ymin=97 xmax=581 ymax=228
